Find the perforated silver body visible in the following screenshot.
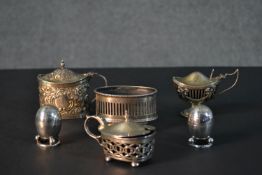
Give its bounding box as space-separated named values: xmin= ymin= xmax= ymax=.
xmin=94 ymin=86 xmax=158 ymax=123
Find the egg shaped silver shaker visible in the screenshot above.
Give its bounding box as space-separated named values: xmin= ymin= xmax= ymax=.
xmin=188 ymin=104 xmax=214 ymax=148
xmin=35 ymin=105 xmax=62 ymax=148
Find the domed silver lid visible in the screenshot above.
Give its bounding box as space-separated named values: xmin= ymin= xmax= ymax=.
xmin=38 ymin=60 xmax=86 ymax=84
xmin=100 ymin=111 xmax=155 ymax=138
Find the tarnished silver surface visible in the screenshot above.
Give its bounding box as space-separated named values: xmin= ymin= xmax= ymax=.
xmin=38 ymin=60 xmax=108 ymax=119
xmin=35 ymin=105 xmax=62 ymax=148
xmin=187 ymin=104 xmax=214 ymax=148
xmin=173 ymin=69 xmax=239 ymax=117
xmin=84 ymin=111 xmax=156 ymax=167
xmin=94 ymin=85 xmax=158 ymax=123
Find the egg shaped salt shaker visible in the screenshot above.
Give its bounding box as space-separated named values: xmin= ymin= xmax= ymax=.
xmin=35 ymin=105 xmax=62 ymax=148
xmin=188 ymin=104 xmax=214 ymax=148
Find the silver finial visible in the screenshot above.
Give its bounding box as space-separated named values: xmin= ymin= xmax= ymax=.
xmin=60 ymin=60 xmax=65 ymax=69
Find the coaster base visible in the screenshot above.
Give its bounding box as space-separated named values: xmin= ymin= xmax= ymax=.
xmin=188 ymin=137 xmax=213 ymax=148
xmin=35 ymin=135 xmax=60 ymax=148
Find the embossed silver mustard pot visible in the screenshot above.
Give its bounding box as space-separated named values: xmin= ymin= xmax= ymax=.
xmin=84 ymin=111 xmax=156 ymax=167
xmin=38 ymin=60 xmax=108 ymax=119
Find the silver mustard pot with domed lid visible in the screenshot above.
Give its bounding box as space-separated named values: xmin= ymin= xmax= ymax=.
xmin=38 ymin=60 xmax=108 ymax=119
xmin=84 ymin=111 xmax=156 ymax=167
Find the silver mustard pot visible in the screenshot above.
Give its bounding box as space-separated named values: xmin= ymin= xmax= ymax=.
xmin=84 ymin=111 xmax=156 ymax=167
xmin=38 ymin=60 xmax=108 ymax=119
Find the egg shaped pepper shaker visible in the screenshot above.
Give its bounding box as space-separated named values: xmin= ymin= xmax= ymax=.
xmin=35 ymin=105 xmax=62 ymax=148
xmin=188 ymin=104 xmax=214 ymax=148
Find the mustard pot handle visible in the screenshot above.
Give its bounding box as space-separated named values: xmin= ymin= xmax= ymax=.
xmin=83 ymin=72 xmax=108 ymax=87
xmin=210 ymin=69 xmax=239 ymax=94
xmin=84 ymin=115 xmax=105 ymax=144
xmin=83 ymin=72 xmax=108 ymax=103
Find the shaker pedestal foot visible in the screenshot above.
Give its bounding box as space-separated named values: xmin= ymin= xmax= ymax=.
xmin=35 ymin=135 xmax=60 ymax=148
xmin=188 ymin=137 xmax=213 ymax=149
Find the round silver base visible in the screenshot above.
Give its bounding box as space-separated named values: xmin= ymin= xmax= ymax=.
xmin=35 ymin=135 xmax=60 ymax=148
xmin=188 ymin=137 xmax=214 ymax=148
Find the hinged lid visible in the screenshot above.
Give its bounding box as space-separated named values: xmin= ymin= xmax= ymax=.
xmin=173 ymin=72 xmax=218 ymax=87
xmin=39 ymin=60 xmax=86 ymax=83
xmin=100 ymin=111 xmax=155 ymax=138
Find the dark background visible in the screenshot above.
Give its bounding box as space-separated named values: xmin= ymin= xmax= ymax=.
xmin=0 ymin=67 xmax=262 ymax=175
xmin=0 ymin=0 xmax=261 ymax=69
